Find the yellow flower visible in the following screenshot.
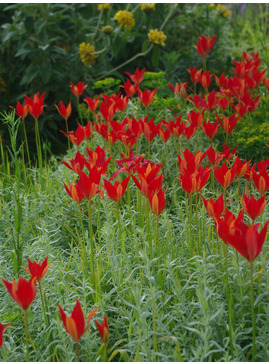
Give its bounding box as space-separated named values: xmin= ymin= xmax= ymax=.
xmin=114 ymin=10 xmax=135 ymax=30
xmin=216 ymin=4 xmax=226 ymax=11
xmin=208 ymin=3 xmax=215 ymax=7
xmin=98 ymin=3 xmax=110 ymax=11
xmin=141 ymin=3 xmax=155 ymax=11
xmin=223 ymin=9 xmax=231 ymax=17
xmin=148 ymin=29 xmax=167 ymax=46
xmin=102 ymin=25 xmax=113 ymax=34
xmin=79 ymin=42 xmax=97 ymax=67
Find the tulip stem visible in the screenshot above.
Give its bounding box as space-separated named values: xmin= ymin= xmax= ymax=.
xmin=23 ymin=310 xmax=30 ymax=362
xmin=22 ymin=119 xmax=31 ymax=167
xmin=88 ymin=199 xmax=95 ymax=288
xmin=76 ymin=96 xmax=84 ymax=126
xmin=39 ymin=281 xmax=48 ymax=327
xmin=76 ymin=341 xmax=80 ymax=362
xmin=116 ymin=202 xmax=125 ymax=256
xmin=34 ymin=118 xmax=44 ymax=189
xmin=250 ymin=262 xmax=256 ymax=361
xmin=195 ymin=192 xmax=200 ymax=254
xmin=79 ymin=204 xmax=88 ymax=278
xmin=224 ymin=244 xmax=233 ymax=357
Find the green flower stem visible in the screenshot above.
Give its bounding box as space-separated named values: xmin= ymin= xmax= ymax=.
xmin=23 ymin=310 xmax=29 ymax=362
xmin=76 ymin=96 xmax=84 ymax=126
xmin=195 ymin=192 xmax=200 ymax=254
xmin=224 ymin=244 xmax=233 ymax=356
xmin=34 ymin=118 xmax=44 ymax=189
xmin=39 ymin=281 xmax=48 ymax=326
xmin=79 ymin=203 xmax=88 ymax=278
xmin=250 ymin=261 xmax=256 ymax=361
xmin=145 ymin=198 xmax=153 ymax=259
xmin=116 ymin=202 xmax=125 ymax=256
xmin=164 ymin=143 xmax=171 ymax=181
xmin=88 ymin=199 xmax=95 ymax=288
xmin=65 ymin=118 xmax=70 ymax=151
xmin=76 ymin=341 xmax=80 ymax=362
xmin=22 ymin=119 xmax=31 ymax=167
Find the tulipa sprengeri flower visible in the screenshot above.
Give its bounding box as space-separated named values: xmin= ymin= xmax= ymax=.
xmin=196 ymin=34 xmax=216 ymax=58
xmin=0 ymin=323 xmax=11 ymax=349
xmin=22 ymin=257 xmax=51 ymax=282
xmin=95 ymin=315 xmax=109 ymax=345
xmin=241 ymin=193 xmax=268 ymax=223
xmin=59 ymin=300 xmax=98 ymax=361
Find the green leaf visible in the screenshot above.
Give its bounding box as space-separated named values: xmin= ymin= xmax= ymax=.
xmin=2 ymin=29 xmax=20 ymax=43
xmin=38 ymin=63 xmax=52 ymax=84
xmin=151 ymin=44 xmax=160 ymax=68
xmin=142 ymin=40 xmax=150 ymax=53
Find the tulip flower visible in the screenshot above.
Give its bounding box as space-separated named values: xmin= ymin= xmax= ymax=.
xmin=158 ymin=125 xmax=171 ymax=143
xmin=55 ymin=101 xmax=72 ymax=121
xmin=206 ymin=146 xmax=223 ymax=166
xmin=61 ymin=150 xmax=88 ymax=173
xmin=10 ymin=101 xmax=28 ymax=121
xmin=179 ymin=166 xmax=211 ymax=195
xmin=196 ymin=34 xmax=216 ymax=58
xmin=168 ymin=82 xmax=188 ymax=98
xmin=221 ymin=143 xmax=237 ymax=162
xmin=58 ymin=300 xmax=98 ymax=343
xmin=95 ymin=315 xmax=109 ymax=345
xmin=0 ymin=322 xmax=10 ymax=348
xmin=149 ymin=189 xmax=166 ymax=216
xmin=70 ymin=81 xmax=87 ymax=97
xmin=100 ymin=101 xmax=116 ymax=122
xmin=241 ymin=193 xmax=267 ymax=222
xmin=216 ymin=113 xmax=240 ymax=142
xmin=201 ymin=120 xmax=218 ymax=140
xmin=103 ymin=177 xmax=130 ymax=203
xmin=64 ymin=182 xmax=85 ymax=204
xmin=125 ymin=68 xmax=145 ymax=84
xmin=214 ymin=163 xmax=236 ymax=190
xmin=83 ymin=96 xmax=100 ymax=114
xmin=122 ymin=79 xmax=139 ymax=97
xmin=76 ymin=168 xmax=103 ymax=201
xmin=253 ymin=170 xmax=269 ymax=195
xmin=86 ymin=145 xmax=112 ymax=175
xmin=214 ymin=209 xmax=244 ymax=245
xmin=24 ymin=92 xmax=46 ymax=120
xmin=22 ymin=257 xmax=51 ymax=282
xmin=141 ymin=117 xmax=160 ymax=143
xmin=199 ymin=71 xmax=211 ymax=89
xmin=202 ymin=194 xmax=225 ymax=219
xmin=61 ymin=122 xmax=91 ymax=146
xmin=138 ymin=88 xmax=158 ymax=108
xmin=188 ymin=66 xmax=202 ymax=85
xmin=2 ymin=277 xmax=36 ymax=311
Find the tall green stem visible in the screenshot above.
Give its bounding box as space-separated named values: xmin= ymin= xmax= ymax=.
xmin=250 ymin=262 xmax=256 ymax=361
xmin=225 ymin=244 xmax=233 ymax=356
xmin=23 ymin=310 xmax=29 ymax=362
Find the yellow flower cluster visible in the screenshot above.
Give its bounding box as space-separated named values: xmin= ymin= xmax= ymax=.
xmin=79 ymin=42 xmax=97 ymax=67
xmin=141 ymin=3 xmax=155 ymax=12
xmin=114 ymin=10 xmax=135 ymax=30
xmin=216 ymin=4 xmax=232 ymax=17
xmin=148 ymin=29 xmax=167 ymax=46
xmin=98 ymin=3 xmax=111 ymax=11
xmin=102 ymin=25 xmax=113 ymax=34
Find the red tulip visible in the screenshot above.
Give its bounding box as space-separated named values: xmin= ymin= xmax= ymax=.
xmin=10 ymin=101 xmax=28 ymax=121
xmin=95 ymin=315 xmax=109 ymax=345
xmin=149 ymin=189 xmax=166 ymax=216
xmin=253 ymin=170 xmax=269 ymax=195
xmin=61 ymin=122 xmax=91 ymax=146
xmin=179 ymin=165 xmax=211 ymax=195
xmin=2 ymin=277 xmax=36 ymax=311
xmin=83 ymin=97 xmax=100 ymax=113
xmin=188 ymin=66 xmax=202 ymax=85
xmin=125 ymin=68 xmax=145 ymax=84
xmin=0 ymin=322 xmax=10 ymax=348
xmin=214 ymin=163 xmax=236 ymax=189
xmin=215 ymin=209 xmax=244 ymax=245
xmin=224 ymin=220 xmax=269 ymax=262
xmin=196 ymin=34 xmax=216 ymax=57
xmin=234 ymin=156 xmax=250 ymax=179
xmin=22 ymin=257 xmax=51 ymax=282
xmin=58 ymin=300 xmax=98 ymax=342
xmin=199 ymin=71 xmax=211 ymax=89
xmin=70 ymin=81 xmax=87 ymax=97
xmin=55 ymin=101 xmax=72 ymax=121
xmin=100 ymin=101 xmax=116 ymax=122
xmin=158 ymin=125 xmax=171 ymax=143
xmin=241 ymin=193 xmax=267 ymax=222
xmin=86 ymin=145 xmax=112 ymax=175
xmin=122 ymin=80 xmax=139 ymax=97
xmin=103 ymin=177 xmax=130 ymax=203
xmin=24 ymin=92 xmax=46 ymax=119
xmin=63 ymin=182 xmax=85 ymax=204
xmin=76 ymin=168 xmax=103 ymax=200
xmin=202 ymin=194 xmax=224 ymax=219
xmin=216 ymin=113 xmax=240 ymax=137
xmin=168 ymin=82 xmax=187 ymax=97
xmin=206 ymin=146 xmax=223 ymax=166
xmin=61 ymin=150 xmax=88 ymax=173
xmin=201 ymin=120 xmax=218 ymax=140
xmin=141 ymin=117 xmax=160 ymax=142
xmin=138 ymin=88 xmax=157 ymax=108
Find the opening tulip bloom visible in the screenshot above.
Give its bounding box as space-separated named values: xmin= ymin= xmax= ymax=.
xmin=138 ymin=88 xmax=158 ymax=108
xmin=202 ymin=194 xmax=225 ymax=219
xmin=196 ymin=34 xmax=216 ymax=57
xmin=70 ymin=81 xmax=87 ymax=97
xmin=10 ymin=101 xmax=28 ymax=121
xmin=22 ymin=257 xmax=51 ymax=282
xmin=149 ymin=189 xmax=166 ymax=216
xmin=55 ymin=101 xmax=72 ymax=121
xmin=95 ymin=315 xmax=109 ymax=345
xmin=58 ymin=300 xmax=98 ymax=342
xmin=24 ymin=92 xmax=46 ymax=120
xmin=103 ymin=177 xmax=130 ymax=203
xmin=241 ymin=193 xmax=267 ymax=222
xmin=0 ymin=322 xmax=10 ymax=348
xmin=2 ymin=277 xmax=36 ymax=311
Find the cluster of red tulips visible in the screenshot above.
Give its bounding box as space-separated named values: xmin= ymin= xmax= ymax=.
xmin=5 ymin=33 xmax=269 ymax=361
xmin=1 ymin=257 xmax=108 ymax=360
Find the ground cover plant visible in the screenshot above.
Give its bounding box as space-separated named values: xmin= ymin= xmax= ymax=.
xmin=0 ymin=32 xmax=269 ymax=362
